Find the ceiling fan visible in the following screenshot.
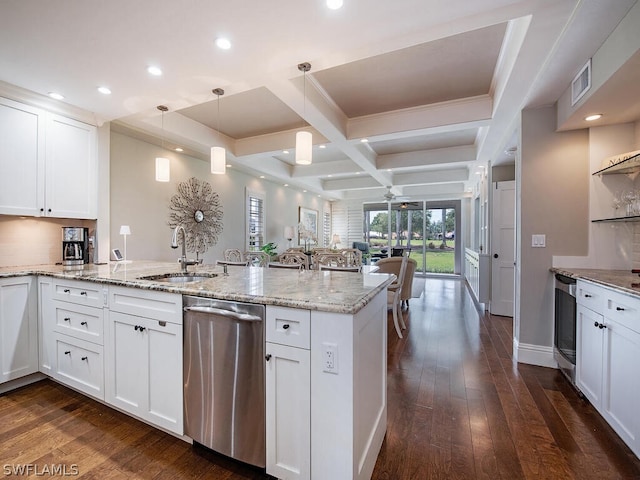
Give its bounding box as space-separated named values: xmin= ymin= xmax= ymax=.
xmin=383 ymin=186 xmax=410 ymax=203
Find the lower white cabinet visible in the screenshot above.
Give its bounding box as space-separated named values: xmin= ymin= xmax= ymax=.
xmin=106 ymin=287 xmax=183 ymax=435
xmin=265 ymin=306 xmax=311 ymax=480
xmin=0 ymin=276 xmax=37 ymax=383
xmin=576 ymin=279 xmax=640 ymax=457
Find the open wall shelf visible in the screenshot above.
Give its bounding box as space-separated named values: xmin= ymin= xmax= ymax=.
xmin=592 ymin=215 xmax=640 ymax=223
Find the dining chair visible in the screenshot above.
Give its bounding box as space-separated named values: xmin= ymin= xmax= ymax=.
xmin=340 ymin=248 xmax=363 ymax=268
xmin=244 ymin=251 xmax=269 ymax=267
xmin=318 ymin=264 xmax=361 ymax=272
xmin=223 ymin=248 xmax=243 ymax=262
xmin=268 ymin=262 xmax=303 ymax=270
xmin=278 ymin=252 xmax=309 ymax=269
xmin=387 ymin=253 xmax=408 ymax=338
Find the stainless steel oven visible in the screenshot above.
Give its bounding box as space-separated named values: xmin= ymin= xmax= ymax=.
xmin=554 ymin=274 xmax=578 ymax=388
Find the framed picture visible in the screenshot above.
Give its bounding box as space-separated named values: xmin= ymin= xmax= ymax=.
xmin=298 ymin=207 xmax=318 ymax=247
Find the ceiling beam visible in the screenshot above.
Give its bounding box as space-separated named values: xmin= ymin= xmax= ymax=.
xmin=322 ymin=176 xmax=381 ymax=191
xmin=393 ymin=168 xmax=469 ymax=186
xmin=291 ymin=159 xmax=360 ymax=178
xmin=376 ymin=145 xmax=476 ymax=170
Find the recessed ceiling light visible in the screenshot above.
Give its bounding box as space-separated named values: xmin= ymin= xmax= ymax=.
xmin=356 ymin=172 xmax=361 ymax=175
xmin=283 ymin=150 xmax=289 ymax=154
xmin=319 ymin=145 xmax=326 ymax=149
xmin=97 ymin=86 xmax=111 ymax=95
xmin=260 ymin=175 xmax=265 ymax=179
xmin=326 ymin=0 xmax=344 ymax=9
xmin=386 ymin=169 xmax=392 ymax=172
xmin=226 ymin=164 xmax=231 ymax=168
xmin=328 ymin=174 xmax=332 ymax=177
xmin=175 ymin=147 xmax=183 ymax=152
xmin=147 ymin=66 xmax=163 ymax=76
xmin=585 ymin=114 xmax=602 ymax=121
xmin=215 ymin=37 xmax=231 ymax=50
xmin=303 ymin=190 xmax=307 ymax=193
xmin=48 ymin=92 xmax=64 ymax=100
xmin=360 ymin=138 xmax=369 ymax=143
xmin=284 ymin=183 xmax=289 ymax=187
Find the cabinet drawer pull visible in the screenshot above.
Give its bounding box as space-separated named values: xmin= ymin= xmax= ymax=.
xmin=594 ymin=321 xmax=599 ymax=328
xmin=584 ymin=294 xmax=592 ymax=298
xmin=81 ymin=321 xmax=87 ymax=326
xmin=81 ymin=356 xmax=88 ymax=361
xmin=64 ymin=351 xmax=71 ymax=355
xmin=265 ymin=354 xmax=272 ymax=361
xmin=63 ymin=289 xmax=70 ymax=293
xmin=282 ymin=324 xmax=290 ymax=330
xmin=64 ymin=317 xmax=71 ymax=322
xmin=80 ymin=291 xmax=87 ymax=296
xmin=134 ymin=325 xmax=139 ymax=331
xmin=616 ymin=307 xmax=625 ymax=311
xmin=598 ymin=323 xmax=607 ymax=329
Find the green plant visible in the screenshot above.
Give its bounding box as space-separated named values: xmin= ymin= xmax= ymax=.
xmin=260 ymin=242 xmax=278 ymax=257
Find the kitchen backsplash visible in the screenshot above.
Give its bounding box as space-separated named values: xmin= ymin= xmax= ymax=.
xmin=0 ymin=217 xmax=95 ymax=267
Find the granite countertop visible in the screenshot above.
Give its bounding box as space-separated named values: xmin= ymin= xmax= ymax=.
xmin=550 ymin=267 xmax=640 ymax=298
xmin=0 ymin=261 xmax=395 ymax=314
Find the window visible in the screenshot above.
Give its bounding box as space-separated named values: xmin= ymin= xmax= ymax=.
xmin=246 ymin=189 xmax=265 ymax=251
xmin=323 ymin=211 xmax=331 ymax=247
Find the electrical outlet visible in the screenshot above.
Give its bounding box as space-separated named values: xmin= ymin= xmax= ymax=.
xmin=322 ymin=342 xmax=338 ymax=374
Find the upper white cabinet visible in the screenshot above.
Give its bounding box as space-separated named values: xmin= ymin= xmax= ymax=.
xmin=0 ymin=276 xmax=38 ymax=384
xmin=0 ymin=97 xmax=97 ymax=219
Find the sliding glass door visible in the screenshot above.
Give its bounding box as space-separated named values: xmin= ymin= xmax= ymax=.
xmin=363 ymin=200 xmax=459 ymax=275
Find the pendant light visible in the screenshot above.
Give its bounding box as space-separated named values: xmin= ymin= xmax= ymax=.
xmin=296 ymin=62 xmax=312 ymax=165
xmin=155 ymin=105 xmax=170 ymax=182
xmin=211 ymin=88 xmax=226 ymax=175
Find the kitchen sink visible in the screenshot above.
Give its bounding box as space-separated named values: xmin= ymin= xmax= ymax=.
xmin=139 ymin=273 xmax=218 ymax=283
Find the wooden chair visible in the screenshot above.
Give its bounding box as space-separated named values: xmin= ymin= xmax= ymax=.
xmin=244 ymin=251 xmax=269 ymax=267
xmin=314 ymin=252 xmax=361 ymax=271
xmin=223 ymin=248 xmax=243 ymax=262
xmin=385 ymin=253 xmax=408 ymax=338
xmin=340 ymin=248 xmax=363 ymax=268
xmin=375 ymin=256 xmax=417 ymax=309
xmin=277 ymin=252 xmax=309 ymax=269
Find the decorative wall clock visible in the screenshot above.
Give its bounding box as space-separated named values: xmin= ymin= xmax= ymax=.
xmin=168 ymin=177 xmax=223 ymax=255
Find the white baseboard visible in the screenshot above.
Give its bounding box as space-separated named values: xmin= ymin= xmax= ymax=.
xmin=515 ymin=341 xmax=557 ymax=368
xmin=0 ymin=372 xmax=46 ymax=394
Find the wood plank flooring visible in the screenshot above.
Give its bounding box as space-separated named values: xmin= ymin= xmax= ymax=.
xmin=2 ymin=277 xmax=640 ymax=479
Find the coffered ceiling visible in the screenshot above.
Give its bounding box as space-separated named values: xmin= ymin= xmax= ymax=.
xmin=0 ymin=0 xmax=638 ymax=202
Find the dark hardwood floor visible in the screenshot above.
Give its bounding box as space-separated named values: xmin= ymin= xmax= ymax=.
xmin=2 ymin=277 xmax=640 ymax=479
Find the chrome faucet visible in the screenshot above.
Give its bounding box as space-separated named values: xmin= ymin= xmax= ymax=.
xmin=171 ymin=226 xmax=202 ymax=273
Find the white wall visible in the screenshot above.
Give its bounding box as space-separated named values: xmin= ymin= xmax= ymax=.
xmin=110 ymin=131 xmax=330 ymax=264
xmin=517 ymin=105 xmax=589 ymax=366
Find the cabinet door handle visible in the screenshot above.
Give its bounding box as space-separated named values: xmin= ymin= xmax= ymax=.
xmin=594 ymin=321 xmax=599 ymax=328
xmin=616 ymin=307 xmax=625 ymax=311
xmin=64 ymin=317 xmax=71 ymax=322
xmin=265 ymin=354 xmax=272 ymax=361
xmin=47 ymin=208 xmax=51 ymax=213
xmin=63 ymin=289 xmax=70 ymax=293
xmin=282 ymin=324 xmax=290 ymax=330
xmin=134 ymin=325 xmax=139 ymax=331
xmin=81 ymin=321 xmax=87 ymax=326
xmin=40 ymin=208 xmax=44 ymax=212
xmin=80 ymin=291 xmax=87 ymax=296
xmin=598 ymin=323 xmax=607 ymax=329
xmin=584 ymin=294 xmax=592 ymax=298
xmin=64 ymin=351 xmax=71 ymax=355
xmin=138 ymin=326 xmax=146 ymax=332
xmin=81 ymin=356 xmax=88 ymax=361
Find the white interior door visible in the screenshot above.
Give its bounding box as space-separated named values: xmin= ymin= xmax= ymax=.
xmin=491 ymin=181 xmax=515 ymax=317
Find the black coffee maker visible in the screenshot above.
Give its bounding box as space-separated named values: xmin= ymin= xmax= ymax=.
xmin=62 ymin=227 xmax=89 ymax=266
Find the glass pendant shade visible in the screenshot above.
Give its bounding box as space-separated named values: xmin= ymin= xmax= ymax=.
xmin=155 ymin=157 xmax=170 ymax=182
xmin=295 ymin=131 xmax=312 ymax=165
xmin=211 ymin=146 xmax=226 ymax=174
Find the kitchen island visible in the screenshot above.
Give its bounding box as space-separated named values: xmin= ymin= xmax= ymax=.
xmin=0 ymin=261 xmax=395 ymax=480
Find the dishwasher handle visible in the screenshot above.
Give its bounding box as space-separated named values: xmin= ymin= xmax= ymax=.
xmin=184 ymin=305 xmax=263 ymax=322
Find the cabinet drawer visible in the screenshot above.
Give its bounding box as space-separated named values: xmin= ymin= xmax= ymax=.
xmin=576 ymin=280 xmax=605 ymax=312
xmin=54 ymin=333 xmax=104 ymax=400
xmin=52 ymin=279 xmax=105 ymax=308
xmin=53 ymin=300 xmax=103 ymax=345
xmin=604 ymin=290 xmax=640 ymax=334
xmin=109 ymin=286 xmax=182 ymax=324
xmin=266 ymin=306 xmax=310 ymax=349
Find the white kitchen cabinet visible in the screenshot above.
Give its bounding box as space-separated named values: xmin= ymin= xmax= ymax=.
xmin=0 ymin=97 xmax=97 ymax=219
xmin=265 ymin=306 xmax=311 ymax=480
xmin=575 ymin=279 xmax=640 ymax=457
xmin=576 ymin=303 xmax=604 ymax=406
xmin=0 ymin=276 xmax=38 ymax=383
xmin=106 ymin=286 xmax=183 ymax=435
xmin=43 ymin=278 xmax=107 ymax=399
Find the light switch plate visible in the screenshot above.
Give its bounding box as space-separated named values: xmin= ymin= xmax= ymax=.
xmin=532 ymin=234 xmax=546 ymax=247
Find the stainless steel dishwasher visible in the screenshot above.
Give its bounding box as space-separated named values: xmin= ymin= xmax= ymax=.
xmin=183 ymin=295 xmax=265 ymax=468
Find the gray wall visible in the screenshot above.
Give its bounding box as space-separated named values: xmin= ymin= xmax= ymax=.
xmin=517 ymin=105 xmax=589 ymax=353
xmin=110 ymin=131 xmax=329 ymax=264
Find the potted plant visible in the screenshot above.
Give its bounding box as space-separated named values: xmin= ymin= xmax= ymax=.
xmin=260 ymin=242 xmax=279 ymax=261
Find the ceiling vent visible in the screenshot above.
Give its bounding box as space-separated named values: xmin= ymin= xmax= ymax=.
xmin=571 ymin=59 xmax=591 ymax=106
